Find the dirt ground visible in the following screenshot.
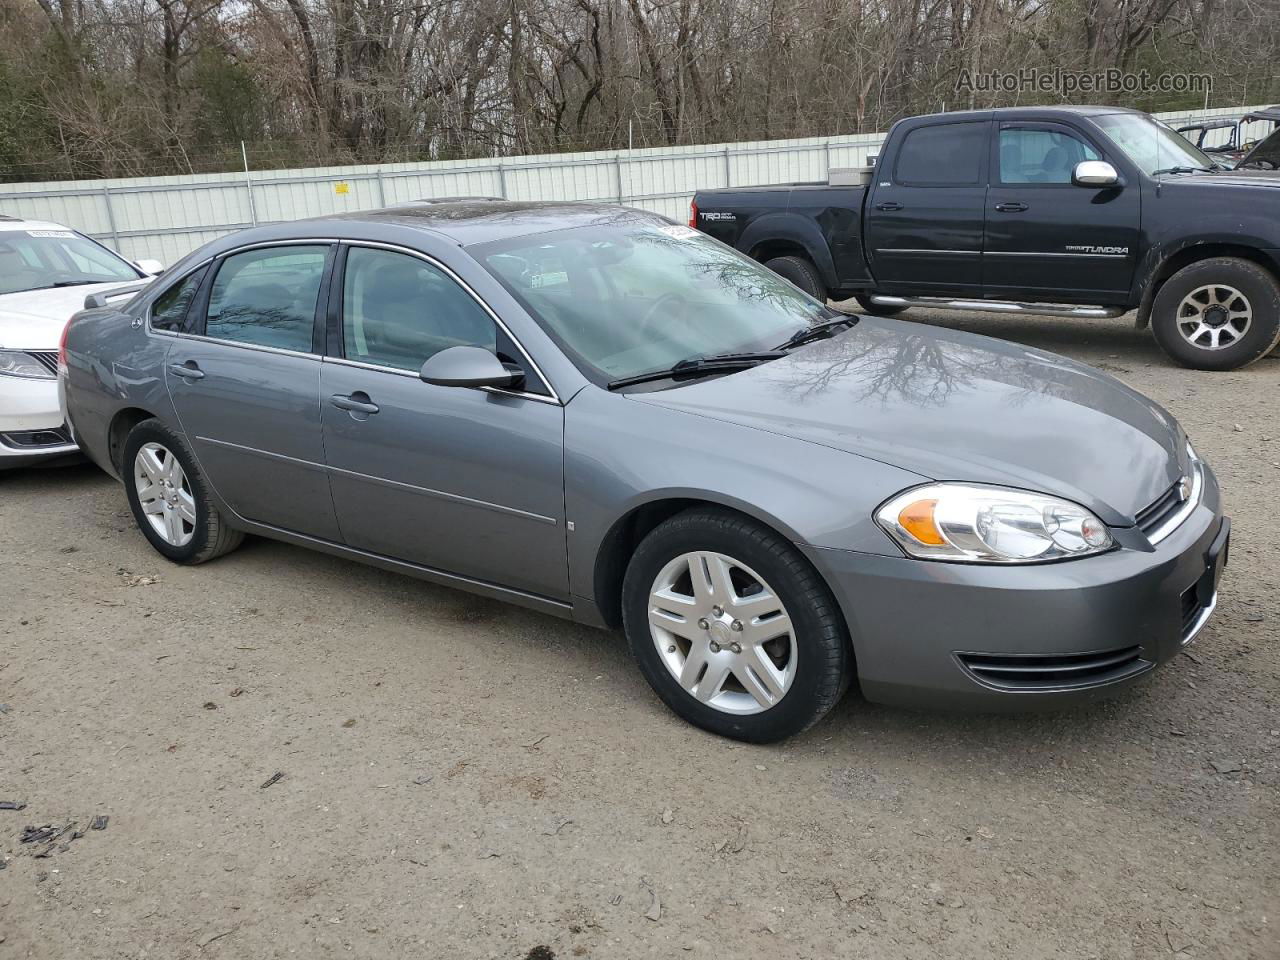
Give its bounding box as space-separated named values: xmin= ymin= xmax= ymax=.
xmin=1 ymin=310 xmax=1277 ymax=960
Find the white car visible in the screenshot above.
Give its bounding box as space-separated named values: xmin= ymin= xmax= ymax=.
xmin=0 ymin=215 xmax=161 ymax=468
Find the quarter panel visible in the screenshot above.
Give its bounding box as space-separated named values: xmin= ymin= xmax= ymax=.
xmin=563 ymin=386 xmax=926 ymax=603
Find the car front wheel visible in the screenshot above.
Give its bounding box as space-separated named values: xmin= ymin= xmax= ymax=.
xmin=621 ymin=507 xmax=851 ymax=743
xmin=1150 ymin=257 xmax=1280 ymax=370
xmin=123 ymin=419 xmax=244 ymax=564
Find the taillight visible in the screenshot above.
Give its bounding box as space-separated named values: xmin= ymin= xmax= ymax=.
xmin=58 ymin=317 xmax=73 ymax=374
xmin=688 ymin=199 xmax=698 ymax=229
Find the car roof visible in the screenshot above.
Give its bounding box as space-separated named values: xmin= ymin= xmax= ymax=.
xmin=0 ymin=215 xmax=76 ymax=233
xmin=904 ymin=105 xmax=1148 ymax=125
xmin=312 ymin=200 xmax=669 ymax=246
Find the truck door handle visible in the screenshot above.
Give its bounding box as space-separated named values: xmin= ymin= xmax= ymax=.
xmin=876 ymin=201 xmax=903 ymax=211
xmin=168 ymin=361 xmax=205 ymax=380
xmin=330 ymin=392 xmax=380 ymax=415
xmin=994 ymin=201 xmax=1029 ymax=213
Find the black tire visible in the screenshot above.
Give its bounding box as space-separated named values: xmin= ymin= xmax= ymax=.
xmin=854 ymin=294 xmax=908 ymax=317
xmin=122 ymin=419 xmax=244 ymax=564
xmin=764 ymin=255 xmax=827 ymax=301
xmin=621 ymin=507 xmax=851 ymax=743
xmin=1150 ymin=257 xmax=1280 ymax=371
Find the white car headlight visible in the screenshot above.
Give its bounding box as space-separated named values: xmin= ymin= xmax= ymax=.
xmin=876 ymin=483 xmax=1114 ymax=563
xmin=0 ymin=350 xmax=56 ymax=380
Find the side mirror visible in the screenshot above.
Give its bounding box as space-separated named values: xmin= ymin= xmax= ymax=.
xmin=135 ymin=258 xmax=165 ymax=276
xmin=419 ymin=345 xmax=523 ymax=389
xmin=1073 ymin=160 xmax=1120 ymax=187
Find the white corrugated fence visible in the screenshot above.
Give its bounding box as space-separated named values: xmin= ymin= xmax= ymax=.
xmin=0 ymin=105 xmax=1265 ymax=264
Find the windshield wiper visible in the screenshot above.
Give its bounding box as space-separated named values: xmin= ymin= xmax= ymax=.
xmin=607 ymin=351 xmax=786 ymax=390
xmin=775 ymin=314 xmax=858 ymax=351
xmin=1151 ymin=165 xmax=1214 ymax=176
xmin=50 ymin=279 xmax=103 ymax=287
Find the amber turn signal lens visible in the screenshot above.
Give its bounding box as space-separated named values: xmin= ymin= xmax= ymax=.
xmin=898 ymin=499 xmax=946 ymax=546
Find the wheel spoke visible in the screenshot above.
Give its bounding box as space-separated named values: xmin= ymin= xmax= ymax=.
xmin=164 ymin=506 xmax=182 ymax=543
xmin=702 ymin=553 xmax=736 ymax=603
xmin=679 ymin=639 xmax=712 ymax=689
xmin=175 ymin=491 xmax=198 ymax=525
xmin=694 ymin=657 xmax=732 ymax=703
xmin=649 ymin=606 xmax=700 ymax=643
xmin=138 ymin=447 xmax=165 ymax=482
xmin=742 ymin=611 xmax=792 ymax=647
xmin=736 ymin=649 xmax=787 ymax=708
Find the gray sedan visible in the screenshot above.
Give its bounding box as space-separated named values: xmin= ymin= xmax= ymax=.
xmin=62 ymin=202 xmax=1229 ymax=742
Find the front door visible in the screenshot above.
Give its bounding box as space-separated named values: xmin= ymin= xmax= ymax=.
xmin=320 ymin=244 xmax=568 ymax=600
xmin=983 ymin=122 xmax=1140 ymax=300
xmin=863 ymin=119 xmax=990 ymax=295
xmin=165 ymin=242 xmax=342 ymax=541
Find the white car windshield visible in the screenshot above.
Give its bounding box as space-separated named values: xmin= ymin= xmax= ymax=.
xmin=1095 ymin=113 xmax=1218 ymax=175
xmin=0 ymin=229 xmax=140 ymax=296
xmin=477 ymin=221 xmax=834 ymax=384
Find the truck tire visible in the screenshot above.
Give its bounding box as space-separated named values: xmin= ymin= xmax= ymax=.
xmin=764 ymin=255 xmax=827 ymax=302
xmin=855 ymin=295 xmax=908 ymax=317
xmin=1150 ymin=257 xmax=1280 ymax=371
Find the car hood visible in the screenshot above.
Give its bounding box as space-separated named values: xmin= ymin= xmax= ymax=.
xmin=629 ymin=318 xmax=1186 ymax=523
xmin=0 ymin=282 xmax=141 ymax=350
xmin=1166 ymin=169 xmax=1280 ymax=187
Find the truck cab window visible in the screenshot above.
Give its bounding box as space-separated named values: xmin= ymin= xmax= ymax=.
xmin=999 ymin=129 xmax=1099 ymax=184
xmin=894 ymin=122 xmax=986 ymax=185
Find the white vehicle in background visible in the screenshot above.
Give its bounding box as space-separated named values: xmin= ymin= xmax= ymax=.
xmin=0 ymin=215 xmax=161 ymax=468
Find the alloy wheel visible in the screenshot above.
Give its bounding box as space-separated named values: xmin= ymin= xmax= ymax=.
xmin=134 ymin=441 xmax=196 ymax=547
xmin=647 ymin=550 xmax=797 ymax=715
xmin=1176 ymin=284 xmax=1253 ymax=350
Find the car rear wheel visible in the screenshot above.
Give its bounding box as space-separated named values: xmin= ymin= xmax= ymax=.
xmin=1150 ymin=257 xmax=1280 ymax=370
xmin=123 ymin=419 xmax=243 ymax=564
xmin=855 ymin=295 xmax=909 ymax=317
xmin=764 ymin=255 xmax=827 ymax=302
xmin=622 ymin=507 xmax=851 ymax=743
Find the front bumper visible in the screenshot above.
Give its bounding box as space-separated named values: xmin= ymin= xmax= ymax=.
xmin=804 ymin=465 xmax=1227 ymax=710
xmin=0 ymin=374 xmax=80 ymax=468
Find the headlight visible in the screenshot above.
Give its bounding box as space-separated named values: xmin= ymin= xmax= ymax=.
xmin=0 ymin=350 xmax=56 ymax=380
xmin=876 ymin=483 xmax=1114 ymax=563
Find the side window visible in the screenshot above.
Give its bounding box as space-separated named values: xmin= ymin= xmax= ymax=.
xmin=205 ymin=245 xmax=328 ymax=352
xmin=149 ymin=266 xmax=207 ymax=333
xmin=894 ymin=122 xmax=986 ymax=185
xmin=341 ymin=247 xmax=498 ymax=372
xmin=999 ymin=129 xmax=1100 ymax=184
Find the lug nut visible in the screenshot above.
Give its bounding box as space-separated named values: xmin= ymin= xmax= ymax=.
xmin=709 ymin=641 xmax=721 ymax=653
xmin=698 ymin=618 xmax=710 ymax=630
xmin=731 ymin=620 xmax=743 ymax=632
xmin=730 ymin=642 xmax=742 ymax=654
xmin=712 ymin=605 xmax=723 ymax=616
xmin=667 ymin=644 xmax=676 ymax=653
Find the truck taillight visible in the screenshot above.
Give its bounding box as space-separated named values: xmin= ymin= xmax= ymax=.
xmin=688 ymin=199 xmax=698 ymax=229
xmin=58 ymin=317 xmax=73 ymax=373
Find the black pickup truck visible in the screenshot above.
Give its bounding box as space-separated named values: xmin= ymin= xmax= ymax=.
xmin=691 ymin=106 xmax=1280 ymax=370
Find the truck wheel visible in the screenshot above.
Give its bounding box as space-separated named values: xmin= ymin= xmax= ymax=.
xmin=764 ymin=255 xmax=827 ymax=301
xmin=855 ymin=295 xmax=908 ymax=317
xmin=1150 ymin=258 xmax=1280 ymax=371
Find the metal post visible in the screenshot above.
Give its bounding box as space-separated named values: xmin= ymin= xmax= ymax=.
xmin=375 ymin=169 xmax=387 ymax=207
xmin=101 ymin=186 xmax=121 ymax=251
xmin=497 ymin=162 xmax=508 ymax=199
xmin=824 ymin=140 xmax=831 ymax=181
xmin=723 ymin=147 xmax=731 ymax=187
xmin=615 ymin=154 xmax=624 ymax=203
xmin=241 ymin=141 xmax=258 ymax=226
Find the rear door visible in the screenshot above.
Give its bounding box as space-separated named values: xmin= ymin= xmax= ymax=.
xmin=319 ymin=243 xmax=568 ymax=600
xmin=983 ymin=121 xmax=1140 ymax=300
xmin=165 ymin=242 xmax=342 ymax=541
xmin=863 ymin=119 xmax=990 ymax=294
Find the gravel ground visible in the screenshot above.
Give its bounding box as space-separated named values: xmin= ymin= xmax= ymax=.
xmin=1 ymin=310 xmax=1277 ymax=960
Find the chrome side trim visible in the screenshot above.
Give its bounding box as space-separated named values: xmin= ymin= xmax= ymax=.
xmin=1147 ymin=456 xmax=1204 ymax=546
xmin=985 ymin=250 xmax=1130 ymax=260
xmin=326 ymin=463 xmax=558 ymax=525
xmin=195 ymin=436 xmax=327 ymax=472
xmin=876 ymin=248 xmax=978 ymax=256
xmin=868 ymin=295 xmax=1125 ymax=320
xmin=177 ymin=335 xmax=319 ymax=361
xmin=1182 ymin=592 xmax=1217 ymax=646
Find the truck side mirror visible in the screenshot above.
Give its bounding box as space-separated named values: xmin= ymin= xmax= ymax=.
xmin=1073 ymin=161 xmax=1119 ymax=187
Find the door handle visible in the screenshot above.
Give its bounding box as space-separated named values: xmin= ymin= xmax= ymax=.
xmin=168 ymin=361 xmax=205 ymax=380
xmin=994 ymin=201 xmax=1029 ymax=213
xmin=875 ymin=201 xmax=904 ymax=212
xmin=329 ymin=393 xmax=380 ymax=415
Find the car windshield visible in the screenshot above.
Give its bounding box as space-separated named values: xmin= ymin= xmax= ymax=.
xmin=476 ymin=221 xmax=832 ymax=385
xmin=1094 ymin=113 xmax=1217 ymax=175
xmin=0 ymin=229 xmax=140 ymax=296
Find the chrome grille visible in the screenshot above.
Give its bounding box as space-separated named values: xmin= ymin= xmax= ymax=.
xmin=1136 ymin=481 xmax=1184 ymax=534
xmin=957 ymin=646 xmax=1150 ymax=691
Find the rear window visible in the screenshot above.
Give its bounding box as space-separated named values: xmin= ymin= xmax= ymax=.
xmin=894 ymin=122 xmax=987 ymax=185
